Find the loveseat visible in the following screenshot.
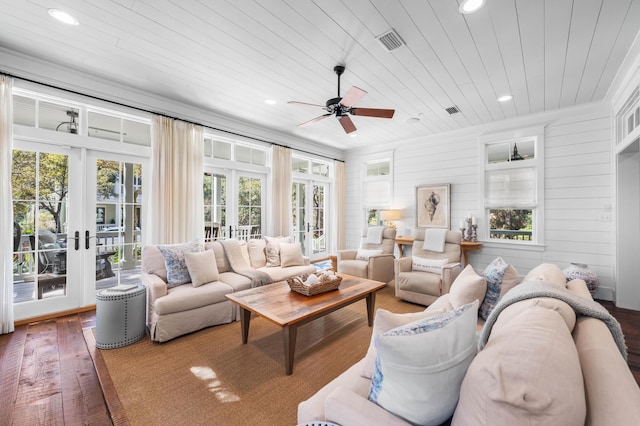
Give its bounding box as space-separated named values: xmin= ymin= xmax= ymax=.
xmin=297 ymin=262 xmax=640 ymax=425
xmin=142 ymin=238 xmax=316 ymax=342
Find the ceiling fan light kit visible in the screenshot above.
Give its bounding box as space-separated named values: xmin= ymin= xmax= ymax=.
xmin=288 ymin=65 xmax=395 ymax=135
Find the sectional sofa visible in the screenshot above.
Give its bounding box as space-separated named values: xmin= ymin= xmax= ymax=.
xmin=298 ymin=262 xmax=640 ymax=425
xmin=141 ymin=238 xmax=316 ymax=342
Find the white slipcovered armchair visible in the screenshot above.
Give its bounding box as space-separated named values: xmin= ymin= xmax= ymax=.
xmin=394 ymin=229 xmax=462 ymax=306
xmin=337 ymin=226 xmax=396 ymax=284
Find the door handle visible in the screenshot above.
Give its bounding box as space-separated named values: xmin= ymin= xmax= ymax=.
xmin=74 ymin=231 xmax=80 ymax=250
xmin=85 ymin=230 xmax=91 ymax=249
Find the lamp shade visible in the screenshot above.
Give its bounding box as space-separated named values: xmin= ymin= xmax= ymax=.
xmin=380 ymin=210 xmax=402 ymax=221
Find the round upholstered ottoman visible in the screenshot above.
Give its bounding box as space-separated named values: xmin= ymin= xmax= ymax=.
xmin=96 ymin=284 xmax=146 ymax=349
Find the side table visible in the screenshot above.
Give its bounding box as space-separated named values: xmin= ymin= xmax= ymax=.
xmin=96 ymin=284 xmax=146 ymax=349
xmin=394 ymin=236 xmax=415 ymax=257
xmin=460 ymin=241 xmax=483 ymax=266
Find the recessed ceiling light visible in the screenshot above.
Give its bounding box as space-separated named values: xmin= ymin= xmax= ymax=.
xmin=48 ymin=9 xmax=79 ymax=26
xmin=349 ymin=133 xmax=357 ymax=138
xmin=497 ymin=94 xmax=513 ymax=102
xmin=264 ymin=99 xmax=276 ymax=105
xmin=405 ymin=117 xmax=420 ymax=125
xmin=459 ymin=0 xmax=486 ymax=14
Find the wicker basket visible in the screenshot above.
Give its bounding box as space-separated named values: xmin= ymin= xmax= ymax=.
xmin=287 ymin=273 xmax=343 ymax=296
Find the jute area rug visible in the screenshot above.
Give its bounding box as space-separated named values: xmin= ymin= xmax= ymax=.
xmin=84 ymin=284 xmax=422 ymax=426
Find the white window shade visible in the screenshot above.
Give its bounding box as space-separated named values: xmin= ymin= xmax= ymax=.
xmin=485 ymin=167 xmax=535 ymax=208
xmin=363 ymin=180 xmax=391 ymax=207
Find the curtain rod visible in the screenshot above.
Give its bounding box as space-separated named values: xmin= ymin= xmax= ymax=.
xmin=2 ymin=71 xmax=344 ymax=163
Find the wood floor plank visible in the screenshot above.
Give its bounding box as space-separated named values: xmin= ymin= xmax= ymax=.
xmin=13 ymin=320 xmax=63 ymax=425
xmin=0 ymin=327 xmax=27 ymax=426
xmin=58 ymin=316 xmax=112 ymax=426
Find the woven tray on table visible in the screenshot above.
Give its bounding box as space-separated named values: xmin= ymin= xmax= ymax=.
xmin=287 ymin=274 xmax=342 ymax=296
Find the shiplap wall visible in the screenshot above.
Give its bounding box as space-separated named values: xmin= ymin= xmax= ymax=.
xmin=344 ymin=101 xmax=615 ymax=300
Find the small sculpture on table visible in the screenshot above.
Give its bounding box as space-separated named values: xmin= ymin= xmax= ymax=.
xmin=460 ymin=216 xmax=478 ymax=242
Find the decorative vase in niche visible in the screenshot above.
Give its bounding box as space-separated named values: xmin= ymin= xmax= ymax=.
xmin=563 ymin=263 xmax=599 ymax=295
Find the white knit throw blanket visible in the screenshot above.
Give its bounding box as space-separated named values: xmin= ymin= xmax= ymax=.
xmin=478 ymin=280 xmax=627 ymax=360
xmin=220 ymin=239 xmax=272 ymax=288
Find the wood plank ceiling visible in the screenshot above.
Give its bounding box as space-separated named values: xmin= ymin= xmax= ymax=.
xmin=0 ymin=0 xmax=638 ymax=150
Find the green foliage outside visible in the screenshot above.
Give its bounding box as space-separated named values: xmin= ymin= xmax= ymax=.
xmin=489 ymin=209 xmax=532 ymax=230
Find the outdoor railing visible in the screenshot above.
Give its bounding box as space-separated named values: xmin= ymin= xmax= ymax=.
xmin=490 ymin=229 xmax=532 ymax=240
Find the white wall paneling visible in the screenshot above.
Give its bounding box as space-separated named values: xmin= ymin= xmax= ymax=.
xmin=345 ymin=102 xmax=615 ymax=299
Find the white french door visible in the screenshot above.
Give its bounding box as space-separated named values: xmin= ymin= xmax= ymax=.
xmin=85 ymin=151 xmax=147 ymax=301
xmin=12 ymin=141 xmax=147 ymax=320
xmin=292 ymin=180 xmax=329 ymax=261
xmin=203 ymin=168 xmax=264 ymax=241
xmin=12 ymin=141 xmax=84 ymax=320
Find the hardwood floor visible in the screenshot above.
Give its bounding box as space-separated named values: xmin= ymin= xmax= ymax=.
xmin=1 ymin=301 xmax=639 ymax=425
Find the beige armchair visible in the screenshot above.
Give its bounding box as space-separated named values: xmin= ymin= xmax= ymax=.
xmin=337 ymin=226 xmax=396 ymax=284
xmin=394 ymin=229 xmax=462 ymax=306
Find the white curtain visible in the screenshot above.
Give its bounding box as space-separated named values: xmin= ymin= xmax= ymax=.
xmin=271 ymin=146 xmax=291 ymax=236
xmin=146 ymin=115 xmax=204 ymax=245
xmin=335 ymin=160 xmax=346 ymax=250
xmin=1 ymin=75 xmax=14 ymax=334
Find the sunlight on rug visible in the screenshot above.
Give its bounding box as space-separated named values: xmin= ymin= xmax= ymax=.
xmin=190 ymin=366 xmax=240 ymax=403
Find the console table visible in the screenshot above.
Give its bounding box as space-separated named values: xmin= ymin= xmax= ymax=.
xmin=395 ymin=236 xmax=482 ymax=266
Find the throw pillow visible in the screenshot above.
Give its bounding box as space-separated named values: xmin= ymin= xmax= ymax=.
xmin=450 ymin=264 xmax=487 ymax=309
xmin=264 ymin=236 xmax=291 ymax=267
xmin=523 ymin=263 xmax=566 ymax=287
xmin=411 ymin=256 xmax=448 ymax=274
xmin=184 ymin=249 xmax=219 ymax=287
xmin=355 ymin=248 xmax=383 ymax=261
xmin=157 ymin=240 xmax=202 ymax=288
xmin=499 ymin=264 xmax=520 ymax=299
xmin=360 ymin=308 xmax=445 ymax=379
xmin=369 ymin=301 xmax=479 ymax=426
xmin=479 ymin=257 xmax=510 ymax=320
xmin=279 ymin=242 xmax=305 ymax=267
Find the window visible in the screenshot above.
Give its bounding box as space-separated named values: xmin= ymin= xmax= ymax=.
xmin=480 ymin=127 xmax=544 ymax=244
xmin=362 ymin=154 xmax=393 ymax=223
xmin=204 ymin=137 xmax=232 ymax=160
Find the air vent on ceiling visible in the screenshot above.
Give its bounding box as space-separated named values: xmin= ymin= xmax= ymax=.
xmin=376 ymin=29 xmax=405 ymax=52
xmin=445 ymin=106 xmax=461 ymax=115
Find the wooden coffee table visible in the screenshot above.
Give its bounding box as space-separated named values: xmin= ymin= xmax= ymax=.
xmin=225 ymin=274 xmax=386 ymax=375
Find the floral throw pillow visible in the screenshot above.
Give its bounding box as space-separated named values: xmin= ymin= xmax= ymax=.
xmin=158 ymin=240 xmax=202 ymax=288
xmin=479 ymin=257 xmax=510 ymax=320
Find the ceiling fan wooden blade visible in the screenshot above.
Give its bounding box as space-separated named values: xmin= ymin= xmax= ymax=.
xmin=288 ymin=101 xmax=327 ymax=109
xmin=298 ymin=114 xmax=331 ymax=127
xmin=338 ymin=115 xmax=357 ymax=134
xmin=340 ymin=86 xmax=367 ymax=107
xmin=351 ymin=107 xmax=395 ymax=118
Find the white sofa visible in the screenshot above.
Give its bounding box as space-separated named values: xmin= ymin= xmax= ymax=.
xmin=142 ymin=239 xmax=316 ymax=342
xmin=298 ymin=263 xmax=640 ymax=425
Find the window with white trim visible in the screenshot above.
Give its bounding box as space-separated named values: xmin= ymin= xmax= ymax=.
xmin=362 ymin=153 xmax=393 ymax=225
xmin=480 ymin=126 xmax=544 ymax=244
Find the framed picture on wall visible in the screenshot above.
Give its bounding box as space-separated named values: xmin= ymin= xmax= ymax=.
xmin=416 ymin=184 xmax=450 ymax=229
xmin=96 ymin=206 xmax=106 ymax=224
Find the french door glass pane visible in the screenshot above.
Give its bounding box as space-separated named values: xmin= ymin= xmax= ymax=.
xmin=12 ymin=150 xmax=69 ymax=302
xmin=204 ymin=173 xmax=227 ymax=241
xmin=312 ymin=184 xmax=326 ymax=254
xmin=292 ymin=182 xmax=306 ymax=253
xmin=95 ymin=159 xmax=143 ymax=289
xmin=237 ymin=176 xmax=262 ymax=240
